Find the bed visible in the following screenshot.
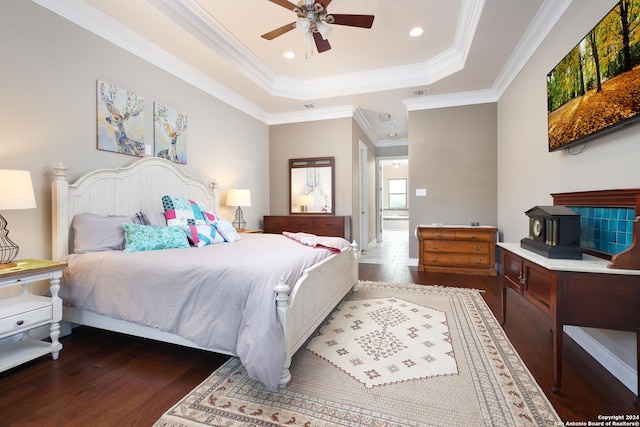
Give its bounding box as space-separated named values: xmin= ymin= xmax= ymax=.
xmin=51 ymin=157 xmax=359 ymax=389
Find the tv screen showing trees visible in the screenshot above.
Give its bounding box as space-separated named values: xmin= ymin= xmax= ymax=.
xmin=547 ymin=0 xmax=640 ymax=151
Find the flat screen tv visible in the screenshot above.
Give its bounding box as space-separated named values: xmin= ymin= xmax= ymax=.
xmin=547 ymin=0 xmax=640 ymax=152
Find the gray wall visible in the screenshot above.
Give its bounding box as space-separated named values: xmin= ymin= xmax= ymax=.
xmin=408 ymin=103 xmax=498 ymax=258
xmin=0 ymin=1 xmax=269 ymax=267
xmin=268 ymin=117 xmax=375 ymax=245
xmin=497 ymin=0 xmax=637 ymax=393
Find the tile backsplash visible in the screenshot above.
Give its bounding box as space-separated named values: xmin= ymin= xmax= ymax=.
xmin=570 ymin=206 xmax=635 ymax=255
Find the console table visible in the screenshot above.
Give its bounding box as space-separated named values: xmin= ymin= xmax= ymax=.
xmin=498 ymin=242 xmax=640 ymax=400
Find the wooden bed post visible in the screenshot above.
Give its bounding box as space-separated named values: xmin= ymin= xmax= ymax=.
xmin=51 ymin=162 xmax=69 ymax=261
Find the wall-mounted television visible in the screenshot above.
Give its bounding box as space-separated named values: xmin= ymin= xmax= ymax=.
xmin=547 ymin=0 xmax=640 ymax=152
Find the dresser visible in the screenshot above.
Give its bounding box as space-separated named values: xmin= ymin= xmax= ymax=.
xmin=0 ymin=259 xmax=67 ymax=372
xmin=416 ymin=225 xmax=498 ymax=276
xmin=263 ymin=215 xmax=350 ymax=239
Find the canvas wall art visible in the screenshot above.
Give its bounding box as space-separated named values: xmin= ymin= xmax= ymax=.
xmin=96 ymin=80 xmax=145 ymax=157
xmin=154 ymin=102 xmax=187 ymax=164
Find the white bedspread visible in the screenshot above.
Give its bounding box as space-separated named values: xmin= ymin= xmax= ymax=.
xmin=60 ymin=233 xmax=351 ymax=389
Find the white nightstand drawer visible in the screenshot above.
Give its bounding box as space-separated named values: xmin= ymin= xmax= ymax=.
xmin=0 ymin=306 xmax=53 ymax=336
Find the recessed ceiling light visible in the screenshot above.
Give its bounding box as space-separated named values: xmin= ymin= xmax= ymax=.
xmin=388 ymin=133 xmax=397 ymax=138
xmin=284 ymin=51 xmax=295 ymax=59
xmin=410 ymin=27 xmax=424 ymax=37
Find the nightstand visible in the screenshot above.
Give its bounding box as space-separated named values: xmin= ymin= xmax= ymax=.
xmin=0 ymin=259 xmax=67 ymax=372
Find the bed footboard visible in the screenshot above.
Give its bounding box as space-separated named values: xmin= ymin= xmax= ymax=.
xmin=276 ymin=241 xmax=359 ymax=387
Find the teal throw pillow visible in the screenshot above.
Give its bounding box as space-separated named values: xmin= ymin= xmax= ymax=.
xmin=123 ymin=223 xmax=190 ymax=253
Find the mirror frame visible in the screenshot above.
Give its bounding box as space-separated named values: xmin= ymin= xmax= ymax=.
xmin=289 ymin=157 xmax=335 ymax=215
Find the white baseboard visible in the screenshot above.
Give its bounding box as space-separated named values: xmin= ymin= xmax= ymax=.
xmin=564 ymin=325 xmax=637 ymax=395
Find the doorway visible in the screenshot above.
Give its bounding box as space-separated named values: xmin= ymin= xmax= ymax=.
xmin=360 ymin=156 xmax=409 ymax=264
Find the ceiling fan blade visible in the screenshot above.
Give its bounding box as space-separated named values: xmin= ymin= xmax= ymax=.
xmin=315 ymin=0 xmax=333 ymax=8
xmin=267 ymin=0 xmax=298 ymax=11
xmin=261 ymin=22 xmax=296 ymax=40
xmin=313 ymin=31 xmax=331 ymax=53
xmin=330 ymin=14 xmax=375 ymax=28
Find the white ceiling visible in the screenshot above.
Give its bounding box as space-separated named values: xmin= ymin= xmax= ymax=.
xmin=35 ymin=0 xmax=573 ymax=146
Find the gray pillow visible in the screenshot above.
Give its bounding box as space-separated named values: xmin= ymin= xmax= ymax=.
xmin=72 ymin=213 xmax=134 ymax=253
xmin=141 ymin=211 xmax=167 ymax=227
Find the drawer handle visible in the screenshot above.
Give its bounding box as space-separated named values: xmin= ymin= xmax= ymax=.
xmin=16 ymin=320 xmax=24 ymax=326
xmin=474 ymin=245 xmax=482 ymax=251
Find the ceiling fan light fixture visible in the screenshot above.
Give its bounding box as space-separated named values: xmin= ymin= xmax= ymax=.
xmin=317 ymin=22 xmax=332 ymax=40
xmin=301 ymin=31 xmax=313 ymax=44
xmin=296 ymin=18 xmax=310 ymax=33
xmin=264 ymin=0 xmax=375 ymax=53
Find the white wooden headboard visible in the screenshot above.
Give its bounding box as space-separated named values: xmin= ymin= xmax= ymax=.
xmin=52 ymin=157 xmax=219 ymax=260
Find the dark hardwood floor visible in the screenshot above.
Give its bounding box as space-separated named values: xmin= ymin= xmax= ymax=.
xmin=1 ymin=264 xmax=638 ymax=426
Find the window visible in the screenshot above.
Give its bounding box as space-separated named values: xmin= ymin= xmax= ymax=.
xmin=388 ymin=178 xmax=407 ymax=208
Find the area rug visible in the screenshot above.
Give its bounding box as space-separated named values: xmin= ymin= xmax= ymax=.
xmin=154 ymin=281 xmax=561 ymax=427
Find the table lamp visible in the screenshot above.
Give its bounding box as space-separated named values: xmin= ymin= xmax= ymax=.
xmin=299 ymin=194 xmax=314 ymax=212
xmin=0 ymin=170 xmax=37 ymax=268
xmin=226 ymin=189 xmax=251 ymax=231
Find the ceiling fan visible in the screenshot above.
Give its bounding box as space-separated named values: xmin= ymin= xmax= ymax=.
xmin=261 ymin=0 xmax=375 ymax=53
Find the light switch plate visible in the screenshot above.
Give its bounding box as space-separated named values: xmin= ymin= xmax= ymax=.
xmin=416 ymin=188 xmax=427 ymax=197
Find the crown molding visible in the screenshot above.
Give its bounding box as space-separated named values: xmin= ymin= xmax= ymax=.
xmin=153 ymin=0 xmax=277 ymax=89
xmin=151 ymin=0 xmax=484 ymax=100
xmin=400 ymin=0 xmax=571 ymax=112
xmin=352 ymin=107 xmax=378 ymax=145
xmin=267 ymin=105 xmax=356 ymax=125
xmin=32 ymin=0 xmax=569 ymax=131
xmin=32 ymin=0 xmax=270 ymax=124
xmin=492 ymin=0 xmax=573 ymax=98
xmin=403 ymin=89 xmax=497 ymax=112
xmin=376 ymin=138 xmax=409 ymax=148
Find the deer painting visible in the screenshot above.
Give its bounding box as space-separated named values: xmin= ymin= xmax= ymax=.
xmin=154 ymin=103 xmax=187 ymax=164
xmin=98 ymin=81 xmax=145 ymax=157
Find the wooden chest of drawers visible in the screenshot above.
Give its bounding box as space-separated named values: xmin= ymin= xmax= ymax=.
xmin=263 ymin=215 xmax=350 ymax=239
xmin=417 ymin=225 xmax=498 ymax=276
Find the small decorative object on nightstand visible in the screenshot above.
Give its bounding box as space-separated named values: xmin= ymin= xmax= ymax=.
xmin=0 ymin=259 xmax=67 ymax=372
xmin=227 ymin=188 xmax=251 ymax=231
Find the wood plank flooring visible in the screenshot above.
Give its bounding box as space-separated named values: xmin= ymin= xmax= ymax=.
xmin=0 ymin=264 xmax=637 ymax=426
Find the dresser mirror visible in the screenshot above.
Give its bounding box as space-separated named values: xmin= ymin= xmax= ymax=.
xmin=289 ymin=157 xmax=334 ymax=214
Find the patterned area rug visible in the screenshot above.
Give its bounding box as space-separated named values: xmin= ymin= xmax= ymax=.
xmin=154 ymin=281 xmax=561 ymax=427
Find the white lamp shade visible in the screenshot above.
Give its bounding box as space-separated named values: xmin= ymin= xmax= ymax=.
xmin=299 ymin=194 xmax=314 ymax=207
xmin=0 ymin=170 xmax=37 ymax=210
xmin=226 ymin=189 xmax=251 ymax=207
